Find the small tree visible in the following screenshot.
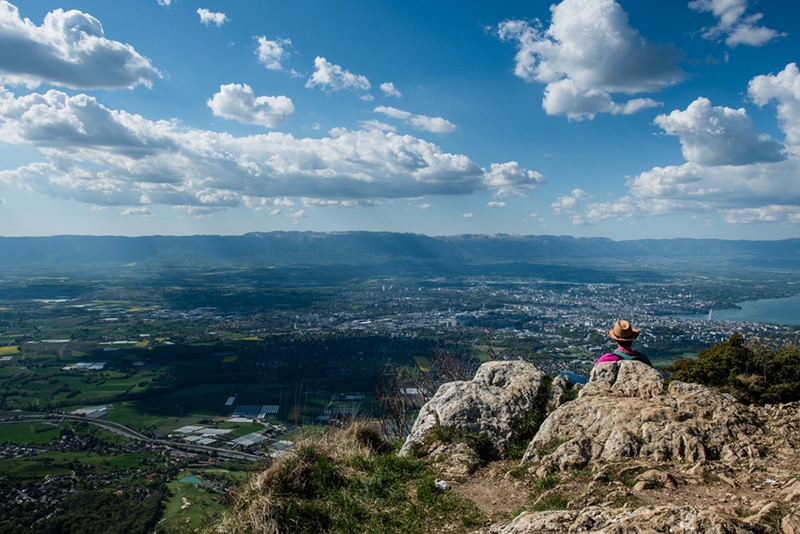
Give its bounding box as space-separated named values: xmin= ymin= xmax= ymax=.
xmin=374 ymin=363 xmax=419 ymax=440
xmin=374 ymin=350 xmax=479 ymax=440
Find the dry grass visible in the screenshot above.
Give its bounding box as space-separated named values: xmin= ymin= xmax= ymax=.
xmin=208 ymin=422 xmax=484 ymax=534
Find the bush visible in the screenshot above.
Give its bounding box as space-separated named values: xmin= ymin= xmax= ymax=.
xmin=668 ymin=333 xmax=800 ymax=405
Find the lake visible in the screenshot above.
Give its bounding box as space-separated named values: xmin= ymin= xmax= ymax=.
xmin=681 ymin=295 xmax=800 ymax=326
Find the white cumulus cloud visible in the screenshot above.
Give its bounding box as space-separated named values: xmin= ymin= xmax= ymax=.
xmin=256 ymin=36 xmax=296 ymax=74
xmin=653 ymin=97 xmax=784 ymax=166
xmin=496 ymin=0 xmax=683 ymax=120
xmin=542 ymin=79 xmax=661 ymax=120
xmin=482 ymin=161 xmax=545 ymax=196
xmin=207 ymin=83 xmax=294 ymax=128
xmin=374 ymin=106 xmax=456 ymax=134
xmin=551 ymin=189 xmax=588 ymax=215
xmin=380 ymin=82 xmax=402 ymax=98
xmin=688 ymin=0 xmax=784 ymax=47
xmin=197 ymin=8 xmax=229 ymax=27
xmin=749 ymin=63 xmax=800 ymax=155
xmin=306 ymin=57 xmax=371 ymax=95
xmin=0 ymin=87 xmax=542 ymax=212
xmin=570 ymin=64 xmax=800 ymax=226
xmin=0 ymin=2 xmax=160 ymax=89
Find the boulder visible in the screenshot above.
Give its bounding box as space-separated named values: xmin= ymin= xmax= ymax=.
xmin=399 ymin=360 xmax=548 ymax=459
xmin=522 ymin=361 xmax=764 ymax=474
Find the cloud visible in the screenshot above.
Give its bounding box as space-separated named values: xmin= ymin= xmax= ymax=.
xmin=688 ymin=0 xmax=784 ymax=47
xmin=496 ymin=0 xmax=683 ymax=120
xmin=0 ymin=2 xmax=160 ymax=89
xmin=462 ymin=212 xmax=475 ymax=218
xmin=380 ymin=82 xmax=402 ymax=98
xmin=749 ymin=63 xmax=800 ymax=155
xmin=720 ymin=205 xmax=800 ymax=224
xmin=121 ymin=207 xmax=152 ymax=216
xmin=306 ymin=57 xmax=371 ymax=95
xmin=487 ymin=201 xmax=507 ymax=208
xmin=242 ymin=196 xmax=294 ymax=211
xmin=653 ymin=97 xmax=784 ymax=166
xmin=301 ymin=198 xmax=376 ymax=208
xmin=207 ymin=83 xmax=294 ymax=128
xmin=256 ymin=36 xmax=297 ymax=74
xmin=542 ymin=79 xmax=661 ymax=120
xmin=0 ymin=87 xmax=543 ymax=211
xmin=374 ymin=105 xmax=456 ymax=134
xmin=373 ymin=106 xmax=409 ymax=120
xmin=358 ymin=119 xmax=396 ymax=132
xmin=157 ymin=0 xmax=172 ymax=6
xmin=561 ymin=64 xmax=800 ymax=226
xmin=197 ymin=8 xmax=229 ymax=27
xmin=482 ymin=161 xmax=545 ymax=196
xmin=551 ymin=188 xmax=588 ymax=214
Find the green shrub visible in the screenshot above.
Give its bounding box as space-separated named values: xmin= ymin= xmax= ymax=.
xmin=506 ymin=377 xmax=552 ymax=459
xmin=667 ymin=333 xmax=800 ymax=405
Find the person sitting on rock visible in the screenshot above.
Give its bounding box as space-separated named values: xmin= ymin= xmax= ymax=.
xmin=594 ymin=320 xmax=653 ymax=367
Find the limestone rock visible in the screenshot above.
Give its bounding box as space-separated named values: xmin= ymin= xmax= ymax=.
xmin=522 ymin=361 xmax=764 ymax=475
xmin=783 ymin=513 xmax=800 ymax=534
xmin=481 ymin=506 xmax=769 ymax=533
xmin=399 ymin=360 xmax=547 ymax=458
xmin=427 ymin=442 xmax=481 ymax=478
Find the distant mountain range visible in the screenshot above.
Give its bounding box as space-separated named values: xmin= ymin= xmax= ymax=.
xmin=0 ymin=232 xmax=798 ymax=273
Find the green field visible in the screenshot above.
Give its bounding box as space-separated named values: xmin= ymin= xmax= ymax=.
xmin=160 ymin=473 xmax=228 ymax=531
xmin=0 ymin=450 xmax=150 ymax=480
xmin=0 ymin=422 xmax=61 ymax=444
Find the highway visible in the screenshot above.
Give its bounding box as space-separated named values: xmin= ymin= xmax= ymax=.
xmin=1 ymin=413 xmax=261 ymax=462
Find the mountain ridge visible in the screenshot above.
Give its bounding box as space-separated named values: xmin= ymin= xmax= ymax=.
xmin=1 ymin=231 xmax=798 ymax=271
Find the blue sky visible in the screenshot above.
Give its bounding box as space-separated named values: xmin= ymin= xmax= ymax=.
xmin=1 ymin=0 xmax=799 ymax=239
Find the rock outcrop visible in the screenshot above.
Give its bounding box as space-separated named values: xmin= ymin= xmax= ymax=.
xmin=522 ymin=361 xmax=765 ymax=475
xmin=399 ymin=360 xmax=550 ymax=461
xmin=394 ymin=359 xmax=800 ymax=533
xmin=482 ymin=506 xmax=773 ymax=533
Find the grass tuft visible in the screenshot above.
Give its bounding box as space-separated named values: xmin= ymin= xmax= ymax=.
xmin=209 ymin=421 xmax=485 ymax=534
xmin=428 ymin=424 xmax=496 ymax=462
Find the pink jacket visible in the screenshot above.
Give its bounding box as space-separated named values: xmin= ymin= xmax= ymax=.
xmin=594 ymin=347 xmax=636 ymax=367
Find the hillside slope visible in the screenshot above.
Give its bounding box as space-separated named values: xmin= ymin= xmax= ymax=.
xmin=212 ymin=360 xmax=800 ymax=533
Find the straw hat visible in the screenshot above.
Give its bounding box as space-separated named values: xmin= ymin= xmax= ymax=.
xmin=607 ymin=320 xmax=639 ymax=341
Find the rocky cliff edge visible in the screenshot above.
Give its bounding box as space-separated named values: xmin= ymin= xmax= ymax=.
xmin=400 ymin=360 xmax=800 ymax=533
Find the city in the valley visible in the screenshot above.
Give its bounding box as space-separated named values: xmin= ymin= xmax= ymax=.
xmin=1 ymin=249 xmax=798 ymax=530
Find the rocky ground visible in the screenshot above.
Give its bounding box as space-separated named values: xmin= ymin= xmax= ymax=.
xmin=402 ymin=360 xmax=800 ymax=533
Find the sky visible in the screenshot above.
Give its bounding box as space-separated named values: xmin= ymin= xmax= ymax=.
xmin=1 ymin=0 xmax=800 ymax=240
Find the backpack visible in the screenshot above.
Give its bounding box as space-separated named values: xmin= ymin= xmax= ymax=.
xmin=611 ymin=349 xmax=653 ymax=367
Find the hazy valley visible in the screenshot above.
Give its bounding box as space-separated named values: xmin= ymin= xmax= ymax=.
xmin=1 ymin=232 xmax=799 ymax=532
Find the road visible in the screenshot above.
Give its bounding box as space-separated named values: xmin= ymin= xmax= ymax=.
xmin=1 ymin=413 xmax=260 ymax=461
